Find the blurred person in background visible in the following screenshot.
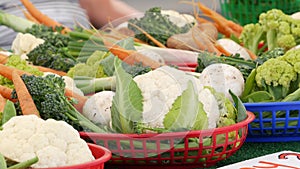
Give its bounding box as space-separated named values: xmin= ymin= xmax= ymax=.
xmin=0 ymin=0 xmax=139 ymax=49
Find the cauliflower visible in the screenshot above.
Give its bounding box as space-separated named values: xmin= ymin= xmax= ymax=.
xmin=133 ymin=66 xmax=203 ymax=128
xmin=199 ymin=63 xmax=245 ymax=101
xmin=83 ymin=91 xmax=115 ymax=125
xmin=161 ymin=10 xmax=195 ymax=27
xmin=11 ymin=33 xmax=44 ymax=60
xmin=0 ymin=115 xmax=94 ymax=168
xmin=243 ymin=48 xmax=300 ymax=102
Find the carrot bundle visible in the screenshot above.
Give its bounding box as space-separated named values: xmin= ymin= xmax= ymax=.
xmin=11 ymin=71 xmax=40 ymax=117
xmin=20 ymin=0 xmax=71 ymax=33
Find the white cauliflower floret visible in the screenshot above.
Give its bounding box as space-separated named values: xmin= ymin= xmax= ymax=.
xmin=161 ymin=10 xmax=195 ymax=27
xmin=199 ymin=63 xmax=244 ymax=102
xmin=133 ymin=66 xmax=203 ymax=128
xmin=83 ymin=91 xmax=115 ymax=125
xmin=198 ymin=88 xmax=220 ymax=129
xmin=11 ymin=33 xmax=44 ymax=60
xmin=0 ymin=115 xmax=94 ymax=168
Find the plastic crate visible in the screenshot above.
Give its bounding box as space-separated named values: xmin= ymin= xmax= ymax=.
xmin=244 ymin=101 xmax=300 ymax=142
xmin=80 ymin=112 xmax=254 ymax=169
xmin=219 ymin=0 xmax=300 ymax=25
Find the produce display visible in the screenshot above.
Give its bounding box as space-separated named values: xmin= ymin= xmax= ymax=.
xmin=0 ymin=0 xmax=299 ymax=168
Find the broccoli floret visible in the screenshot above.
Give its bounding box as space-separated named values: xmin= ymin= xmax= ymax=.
xmin=239 ymin=23 xmax=265 ymax=55
xmin=27 ymin=42 xmax=76 ymax=72
xmin=11 ymin=74 xmax=105 ymax=133
xmin=240 ymin=9 xmax=300 ymax=54
xmin=0 ymin=55 xmax=43 ymax=88
xmin=251 ymin=48 xmax=300 ymax=101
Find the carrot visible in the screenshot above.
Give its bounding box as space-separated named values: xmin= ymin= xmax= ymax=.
xmin=127 ymin=22 xmax=167 ymax=48
xmin=0 ymin=85 xmax=15 ymax=102
xmin=22 ymin=9 xmax=40 ymax=24
xmin=0 ymin=94 xmax=7 ymax=113
xmin=245 ymin=47 xmax=258 ymax=60
xmin=0 ymin=64 xmax=31 ymax=81
xmin=20 ymin=0 xmax=71 ymax=33
xmin=214 ymin=42 xmax=232 ymax=56
xmin=11 ymin=71 xmax=40 ymax=117
xmin=0 ymin=53 xmax=8 ymax=64
xmin=102 ymin=39 xmax=163 ymax=69
xmin=65 ymin=88 xmax=88 ymax=113
xmin=34 ymin=65 xmax=67 ymax=76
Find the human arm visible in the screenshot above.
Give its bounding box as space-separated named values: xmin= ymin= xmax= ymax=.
xmin=79 ymin=0 xmax=140 ymax=28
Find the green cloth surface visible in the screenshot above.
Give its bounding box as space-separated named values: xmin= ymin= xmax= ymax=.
xmin=207 ymin=141 xmax=300 ymax=169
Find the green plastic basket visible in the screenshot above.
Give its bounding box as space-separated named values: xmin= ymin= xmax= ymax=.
xmin=220 ymin=0 xmax=300 ymax=25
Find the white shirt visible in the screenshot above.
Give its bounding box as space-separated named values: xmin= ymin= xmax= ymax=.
xmin=0 ymin=0 xmax=90 ymax=49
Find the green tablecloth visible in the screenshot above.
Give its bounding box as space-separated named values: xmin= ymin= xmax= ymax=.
xmin=209 ymin=141 xmax=300 ymax=168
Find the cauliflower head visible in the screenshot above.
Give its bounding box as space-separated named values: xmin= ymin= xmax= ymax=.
xmin=83 ymin=91 xmax=115 ymax=126
xmin=0 ymin=115 xmax=94 ymax=168
xmin=133 ymin=66 xmax=203 ymax=128
xmin=11 ymin=33 xmax=44 ymax=59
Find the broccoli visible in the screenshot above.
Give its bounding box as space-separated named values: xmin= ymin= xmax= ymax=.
xmin=240 ymin=9 xmax=300 ymax=55
xmin=0 ymin=55 xmax=43 ymax=88
xmin=127 ymin=7 xmax=191 ymax=46
xmin=243 ymin=48 xmax=300 ymax=102
xmin=25 ymin=24 xmax=78 ymax=72
xmin=11 ymin=74 xmax=105 ymax=133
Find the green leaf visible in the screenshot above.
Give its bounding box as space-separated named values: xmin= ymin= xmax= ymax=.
xmin=229 ymin=90 xmax=247 ymax=122
xmin=242 ymin=91 xmax=274 ymax=102
xmin=1 ymin=100 xmax=16 ymax=126
xmin=241 ymin=69 xmax=257 ymax=99
xmin=0 ymin=153 xmax=7 ymax=169
xmin=111 ymin=58 xmax=143 ymax=133
xmin=163 ymin=81 xmax=208 ymax=131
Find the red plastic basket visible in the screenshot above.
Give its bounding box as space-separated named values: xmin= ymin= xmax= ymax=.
xmin=36 ymin=143 xmax=112 ymax=169
xmin=80 ymin=112 xmax=254 ymax=169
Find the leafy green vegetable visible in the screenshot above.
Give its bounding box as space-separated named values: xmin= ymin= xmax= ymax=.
xmin=111 ymin=58 xmax=143 ymax=133
xmin=163 ymin=81 xmax=208 ymax=131
xmin=0 ymin=153 xmax=6 ymax=169
xmin=1 ymin=100 xmax=16 ymax=126
xmin=128 ymin=7 xmax=191 ymax=46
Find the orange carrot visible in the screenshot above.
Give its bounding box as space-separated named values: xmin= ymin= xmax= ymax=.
xmin=0 ymin=94 xmax=6 ymax=113
xmin=128 ymin=22 xmax=167 ymax=48
xmin=0 ymin=64 xmax=31 ymax=80
xmin=65 ymin=89 xmax=88 ymax=113
xmin=20 ymin=0 xmax=71 ymax=33
xmin=0 ymin=85 xmax=15 ymax=102
xmin=22 ymin=9 xmax=40 ymax=24
xmin=245 ymin=47 xmax=258 ymax=60
xmin=102 ymin=39 xmax=163 ymax=69
xmin=11 ymin=71 xmax=40 ymax=117
xmin=214 ymin=43 xmax=232 ymax=56
xmin=0 ymin=53 xmax=8 ymax=64
xmin=34 ymin=65 xmax=67 ymax=76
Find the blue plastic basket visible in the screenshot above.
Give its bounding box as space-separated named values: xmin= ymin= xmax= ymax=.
xmin=244 ymin=101 xmax=300 ymax=142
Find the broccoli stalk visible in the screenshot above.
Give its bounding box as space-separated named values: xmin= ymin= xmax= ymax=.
xmin=12 ymin=74 xmax=105 ymax=133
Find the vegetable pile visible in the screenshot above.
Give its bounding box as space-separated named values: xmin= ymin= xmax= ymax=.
xmin=4 ymin=0 xmax=300 ymax=167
